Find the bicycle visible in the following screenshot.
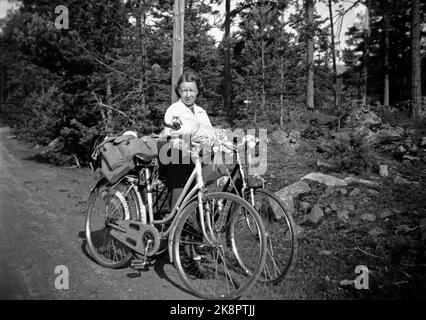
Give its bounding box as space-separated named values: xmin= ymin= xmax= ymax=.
xmin=220 ymin=136 xmax=298 ymax=284
xmin=85 ymin=137 xmax=268 ymax=300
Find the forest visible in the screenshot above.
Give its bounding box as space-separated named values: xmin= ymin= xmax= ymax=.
xmin=0 ymin=0 xmax=424 ymax=165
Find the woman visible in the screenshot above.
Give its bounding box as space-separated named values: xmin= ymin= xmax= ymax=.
xmin=162 ymin=70 xmax=223 ymax=209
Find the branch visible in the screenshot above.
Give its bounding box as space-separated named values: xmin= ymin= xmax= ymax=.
xmin=75 ymin=39 xmax=140 ymax=83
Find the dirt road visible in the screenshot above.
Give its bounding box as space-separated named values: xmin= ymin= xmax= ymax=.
xmin=0 ymin=127 xmax=200 ymax=300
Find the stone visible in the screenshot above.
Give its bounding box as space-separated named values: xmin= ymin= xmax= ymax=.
xmin=337 ymin=188 xmax=347 ymax=195
xmin=345 ymin=203 xmax=356 ymax=211
xmin=393 ymin=175 xmax=412 ymax=185
xmin=275 ymin=181 xmax=311 ymax=214
xmin=379 ymin=165 xmax=389 ymax=177
xmin=270 ymin=130 xmax=289 ymax=145
xmin=360 ymin=213 xmax=377 ymax=222
xmin=320 ymin=187 xmax=335 ymax=198
xmin=337 ymin=209 xmax=350 ymax=221
xmin=306 ymin=204 xmax=324 ymax=224
xmin=379 ymin=209 xmax=393 ymax=219
xmin=420 ymin=137 xmax=426 ymax=149
xmin=367 ymin=189 xmax=380 ymax=196
xmin=368 ymin=227 xmax=385 ymax=237
xmin=362 ymin=198 xmax=372 ymax=204
xmin=300 ymin=201 xmax=311 ymax=211
xmin=318 ymin=250 xmax=332 ymax=256
xmin=344 ymin=176 xmax=379 ymax=186
xmin=324 ymin=207 xmax=332 ymax=214
xmin=330 ymin=203 xmax=338 ymax=212
xmin=293 ymin=224 xmax=305 ymax=238
xmin=301 ymin=172 xmax=348 ymax=187
xmin=349 ymin=188 xmax=361 ymax=197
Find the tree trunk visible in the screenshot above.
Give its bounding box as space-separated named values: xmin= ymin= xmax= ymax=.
xmin=223 ymin=0 xmax=232 ymax=118
xmin=411 ymin=0 xmax=422 ymax=117
xmin=172 ymin=0 xmax=184 ymax=104
xmin=383 ymin=0 xmax=390 ymax=107
xmin=280 ymin=10 xmax=285 ymax=127
xmin=106 ymin=78 xmax=112 ymax=135
xmin=361 ymin=0 xmax=370 ymax=106
xmin=139 ymin=0 xmax=147 ymax=109
xmin=261 ymin=37 xmax=266 ymax=112
xmin=328 ymin=0 xmax=338 ymax=109
xmin=306 ymin=0 xmax=315 ymax=110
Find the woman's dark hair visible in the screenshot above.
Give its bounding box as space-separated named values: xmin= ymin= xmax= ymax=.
xmin=174 ymin=70 xmax=203 ymax=98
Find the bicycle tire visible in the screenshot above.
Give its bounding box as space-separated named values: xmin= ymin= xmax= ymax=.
xmin=172 ymin=192 xmax=267 ymax=300
xmin=244 ymin=188 xmax=298 ymax=284
xmin=85 ymin=179 xmax=138 ymax=268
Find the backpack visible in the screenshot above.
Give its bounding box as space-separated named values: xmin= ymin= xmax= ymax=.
xmin=97 ymin=135 xmax=158 ymax=184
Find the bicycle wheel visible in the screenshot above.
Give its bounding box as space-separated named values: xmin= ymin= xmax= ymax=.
xmin=85 ymin=179 xmax=138 ymax=268
xmin=173 ymin=192 xmax=267 ymax=300
xmin=244 ymin=188 xmax=298 ymax=284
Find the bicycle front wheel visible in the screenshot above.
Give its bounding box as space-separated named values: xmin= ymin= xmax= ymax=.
xmin=245 ymin=188 xmax=298 ymax=284
xmin=173 ymin=192 xmax=267 ymax=300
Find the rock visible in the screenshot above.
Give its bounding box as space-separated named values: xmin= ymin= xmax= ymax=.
xmin=275 ymin=181 xmax=311 ymax=214
xmin=269 ymin=173 xmax=276 ymax=179
xmin=316 ymin=159 xmax=337 ymax=170
xmin=367 ymin=189 xmax=380 ymax=196
xmin=368 ymin=227 xmax=385 ymax=237
xmin=324 ymin=207 xmax=332 ymax=214
xmin=270 ymin=130 xmax=288 ymax=145
xmin=318 ymin=250 xmax=332 ymax=256
xmin=344 ymin=176 xmax=379 ymax=186
xmin=320 ymin=187 xmax=335 ymax=198
xmin=393 ymin=175 xmax=412 ymax=185
xmin=360 ymin=213 xmax=377 ymax=222
xmin=337 ymin=209 xmax=350 ymax=221
xmin=379 ymin=209 xmax=393 ymax=219
xmin=306 ymin=204 xmax=324 ymax=224
xmin=344 ymin=203 xmax=356 ymax=211
xmin=337 ymin=188 xmax=347 ymax=195
xmin=420 ymin=137 xmax=426 ymax=149
xmin=301 ymin=172 xmax=348 ymax=187
xmin=300 ymin=201 xmax=311 ymax=211
xmin=48 ymin=137 xmax=62 ymax=150
xmin=293 ymin=224 xmax=305 ymax=238
xmin=362 ymin=198 xmax=371 ymax=204
xmin=330 ymin=203 xmax=338 ymax=212
xmin=349 ymin=188 xmax=361 ymax=197
xmin=379 ymin=165 xmax=389 ymax=177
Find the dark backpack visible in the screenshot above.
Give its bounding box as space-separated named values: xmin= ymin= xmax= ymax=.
xmin=98 ymin=135 xmax=158 ymax=184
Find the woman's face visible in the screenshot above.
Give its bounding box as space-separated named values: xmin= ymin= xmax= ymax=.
xmin=179 ymin=81 xmax=198 ymax=107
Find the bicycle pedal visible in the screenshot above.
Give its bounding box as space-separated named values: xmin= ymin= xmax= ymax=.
xmin=193 ymin=255 xmax=203 ymax=261
xmin=132 ymin=263 xmax=148 ymax=270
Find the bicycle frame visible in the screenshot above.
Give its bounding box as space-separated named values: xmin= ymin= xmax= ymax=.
xmin=130 ymin=144 xmax=223 ymax=264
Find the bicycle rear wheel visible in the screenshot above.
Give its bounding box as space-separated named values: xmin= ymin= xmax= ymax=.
xmin=173 ymin=192 xmax=267 ymax=300
xmin=245 ymin=188 xmax=298 ymax=284
xmin=85 ymin=179 xmax=138 ymax=268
